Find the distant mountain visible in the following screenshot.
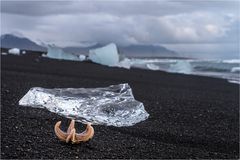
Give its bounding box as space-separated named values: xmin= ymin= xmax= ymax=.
xmin=1 ymin=34 xmax=177 ymax=57
xmin=1 ymin=34 xmax=46 ymax=52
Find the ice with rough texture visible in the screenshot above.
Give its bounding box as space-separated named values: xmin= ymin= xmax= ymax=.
xmin=169 ymin=60 xmax=192 ymax=74
xmin=89 ymin=43 xmax=119 ymax=66
xmin=146 ymin=63 xmax=160 ymax=70
xmin=47 ymin=45 xmax=79 ymax=61
xmin=231 ymin=67 xmax=240 ymax=73
xmin=19 ymin=83 xmax=149 ymax=127
xmin=8 ymin=48 xmax=20 ymax=55
xmin=118 ymin=58 xmax=132 ymax=69
xmin=79 ymin=54 xmax=86 ymax=61
xmin=222 ymin=59 xmax=240 ymax=64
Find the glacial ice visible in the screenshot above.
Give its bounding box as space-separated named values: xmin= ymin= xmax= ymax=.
xmin=47 ymin=45 xmax=79 ymax=61
xmin=8 ymin=48 xmax=20 ymax=55
xmin=45 ymin=43 xmax=132 ymax=69
xmin=231 ymin=67 xmax=240 ymax=73
xmin=19 ymin=83 xmax=149 ymax=127
xmin=169 ymin=60 xmax=192 ymax=74
xmin=223 ymin=59 xmax=240 ymax=64
xmin=118 ymin=58 xmax=132 ymax=69
xmin=89 ymin=43 xmax=119 ymax=66
xmin=146 ymin=63 xmax=160 ymax=70
xmin=88 ymin=43 xmax=132 ymax=69
xmin=42 ymin=54 xmax=47 ymax=57
xmin=79 ymin=54 xmax=86 ymax=61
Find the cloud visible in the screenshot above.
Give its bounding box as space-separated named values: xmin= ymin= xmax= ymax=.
xmin=1 ymin=1 xmax=75 ymax=16
xmin=1 ymin=0 xmax=239 ymax=58
xmin=0 ymin=1 xmax=190 ymax=16
xmin=2 ymin=0 xmax=239 ymax=17
xmin=2 ymin=11 xmax=238 ymax=45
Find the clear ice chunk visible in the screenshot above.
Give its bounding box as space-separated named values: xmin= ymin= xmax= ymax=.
xmin=8 ymin=48 xmax=20 ymax=55
xmin=19 ymin=83 xmax=149 ymax=127
xmin=47 ymin=45 xmax=79 ymax=61
xmin=169 ymin=60 xmax=192 ymax=74
xmin=89 ymin=43 xmax=132 ymax=69
xmin=89 ymin=43 xmax=120 ymax=66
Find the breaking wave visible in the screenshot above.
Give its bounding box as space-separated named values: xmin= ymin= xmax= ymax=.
xmin=129 ymin=58 xmax=240 ymax=84
xmin=231 ymin=67 xmax=240 ymax=73
xmin=222 ymin=59 xmax=240 ymax=64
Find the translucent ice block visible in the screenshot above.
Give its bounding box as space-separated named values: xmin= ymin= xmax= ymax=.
xmin=19 ymin=83 xmax=149 ymax=127
xmin=47 ymin=45 xmax=79 ymax=61
xmin=8 ymin=48 xmax=20 ymax=55
xmin=89 ymin=43 xmax=119 ymax=66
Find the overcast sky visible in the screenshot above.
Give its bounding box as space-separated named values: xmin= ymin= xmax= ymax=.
xmin=1 ymin=0 xmax=239 ymax=58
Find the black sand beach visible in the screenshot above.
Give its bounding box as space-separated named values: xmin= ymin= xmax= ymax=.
xmin=1 ymin=54 xmax=239 ymax=159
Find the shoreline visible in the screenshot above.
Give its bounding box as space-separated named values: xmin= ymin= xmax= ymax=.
xmin=2 ymin=48 xmax=239 ymax=85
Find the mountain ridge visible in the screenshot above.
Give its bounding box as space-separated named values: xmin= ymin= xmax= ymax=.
xmin=1 ymin=34 xmax=47 ymax=52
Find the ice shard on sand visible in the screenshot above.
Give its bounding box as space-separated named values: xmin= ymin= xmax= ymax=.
xmin=19 ymin=84 xmax=149 ymax=127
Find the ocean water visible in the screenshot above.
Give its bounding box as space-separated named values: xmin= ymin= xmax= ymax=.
xmin=128 ymin=58 xmax=240 ymax=84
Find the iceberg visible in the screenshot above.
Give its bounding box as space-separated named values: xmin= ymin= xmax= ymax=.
xmin=89 ymin=43 xmax=119 ymax=66
xmin=8 ymin=48 xmax=20 ymax=55
xmin=19 ymin=83 xmax=149 ymax=127
xmin=1 ymin=52 xmax=7 ymax=55
xmin=47 ymin=45 xmax=79 ymax=61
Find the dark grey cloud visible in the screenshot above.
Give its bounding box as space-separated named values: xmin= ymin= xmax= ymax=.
xmin=2 ymin=0 xmax=238 ymax=17
xmin=1 ymin=1 xmax=182 ymax=16
xmin=1 ymin=0 xmax=239 ymax=58
xmin=1 ymin=1 xmax=75 ymax=16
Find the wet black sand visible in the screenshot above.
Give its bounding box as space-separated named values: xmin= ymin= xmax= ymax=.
xmin=1 ymin=54 xmax=239 ymax=159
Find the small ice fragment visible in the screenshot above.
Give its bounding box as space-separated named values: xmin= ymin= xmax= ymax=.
xmin=42 ymin=53 xmax=47 ymax=57
xmin=89 ymin=43 xmax=119 ymax=66
xmin=47 ymin=45 xmax=79 ymax=61
xmin=169 ymin=60 xmax=192 ymax=74
xmin=228 ymin=79 xmax=240 ymax=84
xmin=223 ymin=59 xmax=240 ymax=64
xmin=22 ymin=50 xmax=26 ymax=54
xmin=79 ymin=54 xmax=86 ymax=61
xmin=1 ymin=52 xmax=7 ymax=55
xmin=19 ymin=83 xmax=149 ymax=127
xmin=8 ymin=48 xmax=20 ymax=55
xmin=231 ymin=67 xmax=240 ymax=73
xmin=118 ymin=58 xmax=132 ymax=69
xmin=146 ymin=63 xmax=159 ymax=70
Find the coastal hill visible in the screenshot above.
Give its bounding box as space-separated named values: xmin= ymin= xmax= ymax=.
xmin=1 ymin=34 xmax=46 ymax=52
